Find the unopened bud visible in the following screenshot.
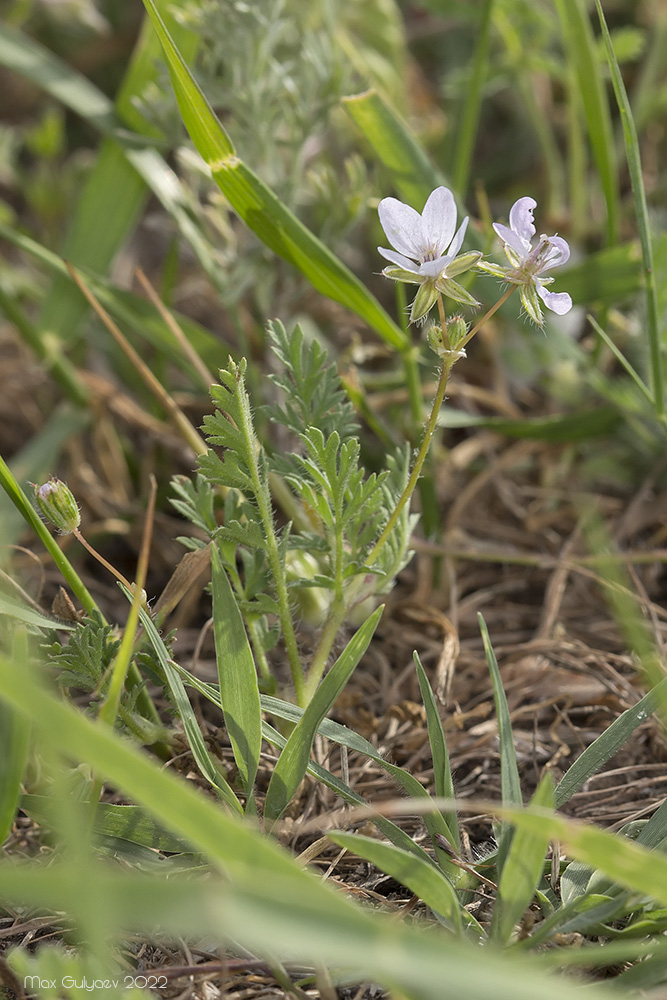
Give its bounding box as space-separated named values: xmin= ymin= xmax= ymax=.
xmin=33 ymin=478 xmax=81 ymax=534
xmin=426 ymin=316 xmax=468 ymax=359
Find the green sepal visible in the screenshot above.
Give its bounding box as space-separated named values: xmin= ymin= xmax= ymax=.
xmin=446 ymin=250 xmax=483 ymax=277
xmin=409 ymin=281 xmax=439 ymax=322
xmin=435 ymin=277 xmax=480 ymax=308
xmin=381 ymin=266 xmax=422 ymax=286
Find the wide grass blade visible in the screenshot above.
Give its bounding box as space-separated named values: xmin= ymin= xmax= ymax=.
xmin=595 ymin=0 xmax=663 ymax=416
xmin=140 ymin=0 xmax=407 ymax=350
xmin=554 ymin=0 xmax=618 ymax=244
xmin=264 ymin=606 xmax=384 ymax=823
xmin=478 ymin=613 xmax=522 ymax=869
xmin=327 ymin=830 xmax=464 ymax=931
xmin=138 ymin=604 xmax=243 ymax=814
xmin=211 ymin=544 xmax=262 ymax=801
xmin=0 ymin=856 xmax=620 ymax=1000
xmin=0 ymin=654 xmax=620 ymax=1000
xmin=491 ymin=774 xmax=554 ymax=945
xmin=413 ymin=651 xmax=459 ymax=849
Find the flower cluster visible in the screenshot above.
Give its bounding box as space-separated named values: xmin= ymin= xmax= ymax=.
xmin=378 ymin=187 xmax=572 ymax=328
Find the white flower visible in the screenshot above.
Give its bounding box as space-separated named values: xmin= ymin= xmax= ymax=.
xmin=378 ymin=187 xmax=481 ymax=322
xmin=491 ymin=196 xmax=572 ymax=325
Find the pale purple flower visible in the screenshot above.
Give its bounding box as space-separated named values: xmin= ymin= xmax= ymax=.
xmin=377 ymin=187 xmax=480 ymax=322
xmin=492 ymin=196 xmax=572 ymax=325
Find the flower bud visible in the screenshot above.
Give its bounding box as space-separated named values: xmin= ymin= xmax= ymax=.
xmin=33 ymin=478 xmax=81 ymax=534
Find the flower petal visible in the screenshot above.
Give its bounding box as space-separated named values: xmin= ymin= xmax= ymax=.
xmin=509 ymin=196 xmax=537 ymax=242
xmin=493 ymin=222 xmax=530 ymax=259
xmin=536 ymin=282 xmax=573 ymax=315
xmin=421 ymin=186 xmax=457 ymax=256
xmin=378 ymin=198 xmax=425 ymax=258
xmin=418 ymin=257 xmax=449 ymax=278
xmin=378 ymin=247 xmax=420 ymax=271
xmin=447 ymin=216 xmax=469 ymax=258
xmin=540 ymin=235 xmax=570 ymax=271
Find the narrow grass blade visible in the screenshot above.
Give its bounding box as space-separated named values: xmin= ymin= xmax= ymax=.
xmin=262 ymin=720 xmax=435 ymax=864
xmin=554 ymin=0 xmax=618 ymax=243
xmin=491 ymin=774 xmax=554 ymax=945
xmin=342 ymin=89 xmax=446 ymax=210
xmin=479 ymin=613 xmax=522 ymax=870
xmin=555 ymin=677 xmax=667 ymax=808
xmin=211 ymin=544 xmax=261 ymax=800
xmin=413 ymin=651 xmax=459 ymax=849
xmin=264 ymin=606 xmax=383 ymax=823
xmin=595 ymin=0 xmax=663 ymax=416
xmin=263 ymin=693 xmax=459 ymax=862
xmin=0 ymin=221 xmax=222 ymax=373
xmin=168 ymin=662 xmax=439 ymax=863
xmin=328 ymin=830 xmax=464 ymax=931
xmin=560 ymin=242 xmax=642 ymax=305
xmin=138 ymin=604 xmax=243 ymax=814
xmin=140 ymin=0 xmax=407 ymax=350
xmin=587 ymin=314 xmax=654 ymax=405
xmin=0 ymin=25 xmax=223 ymax=341
xmin=451 ymin=0 xmax=494 ymax=198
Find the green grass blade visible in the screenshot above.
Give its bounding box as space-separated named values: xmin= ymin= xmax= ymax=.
xmin=491 ymin=774 xmax=554 ymax=945
xmin=451 ymin=0 xmax=494 ymax=198
xmin=138 ymin=604 xmax=243 ymax=814
xmin=0 ymin=592 xmax=75 ymax=633
xmin=0 ymin=654 xmax=625 ymax=1000
xmin=413 ymin=651 xmax=459 ymax=849
xmin=211 ymin=544 xmax=262 ymax=801
xmin=479 ymin=613 xmax=522 ymax=870
xmin=0 ymin=221 xmax=222 ymax=375
xmin=342 ymin=89 xmax=445 ymax=209
xmin=262 ymin=720 xmax=435 ymax=863
xmin=587 ymin=314 xmax=654 ymax=405
xmin=166 ymin=663 xmax=440 ymax=863
xmin=328 ymin=830 xmax=464 ymax=931
xmin=0 ymin=670 xmax=30 ymax=844
xmin=140 ymin=0 xmax=407 ymax=350
xmin=0 ymin=856 xmax=621 ymax=1000
xmin=554 ymin=677 xmax=667 ymax=808
xmin=560 ymin=242 xmax=643 ymax=305
xmin=439 ymin=406 xmax=619 ymax=443
xmin=21 ymin=795 xmax=191 ymax=854
xmin=594 ymin=0 xmax=663 ymax=415
xmin=264 ymin=605 xmax=384 ymax=823
xmin=262 ymin=693 xmax=459 ymax=867
xmin=554 ymin=0 xmax=618 ymax=244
